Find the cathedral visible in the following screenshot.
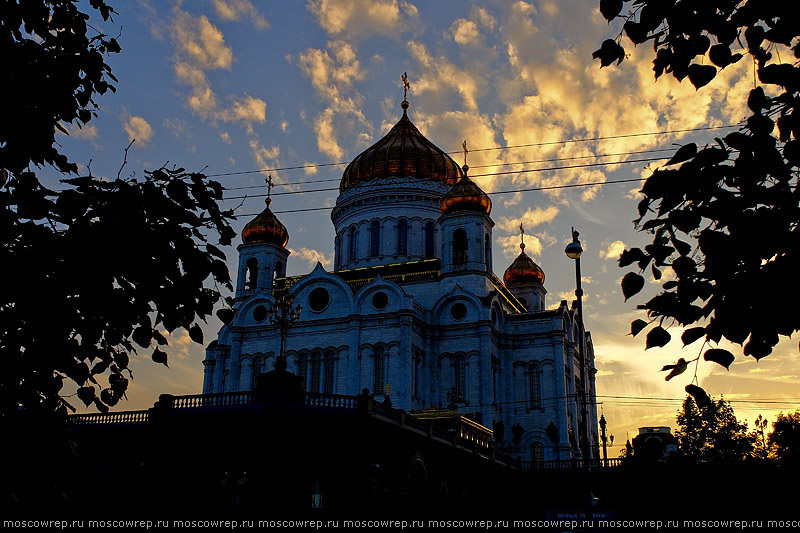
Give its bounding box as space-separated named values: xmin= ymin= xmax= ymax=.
xmin=203 ymin=94 xmax=599 ymax=462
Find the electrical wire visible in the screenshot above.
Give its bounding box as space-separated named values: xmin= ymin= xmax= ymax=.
xmin=222 ymin=156 xmax=663 ymax=202
xmin=233 ymin=175 xmax=648 ymax=216
xmin=221 ymin=147 xmax=678 ymax=191
xmin=205 ymin=124 xmax=738 ymax=180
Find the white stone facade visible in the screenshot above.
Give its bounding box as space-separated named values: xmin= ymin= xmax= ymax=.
xmin=204 ymin=124 xmax=599 ymax=462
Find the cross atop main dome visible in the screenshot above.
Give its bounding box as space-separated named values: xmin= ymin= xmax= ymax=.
xmin=339 ymin=74 xmax=464 ymax=192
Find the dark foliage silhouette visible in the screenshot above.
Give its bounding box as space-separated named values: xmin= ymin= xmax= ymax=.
xmin=596 ymin=1 xmax=799 ymax=402
xmin=1 ymin=1 xmax=235 ymax=417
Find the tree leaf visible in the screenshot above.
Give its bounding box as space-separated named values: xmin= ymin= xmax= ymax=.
xmin=630 ymin=319 xmax=649 ymax=337
xmin=77 ymin=386 xmax=96 ymax=407
xmin=152 ymin=347 xmax=169 ymax=368
xmin=599 ymin=0 xmax=623 ymax=21
xmin=593 ymin=39 xmax=626 ymax=67
xmin=662 ymin=358 xmax=688 ymax=380
xmin=687 ymin=64 xmax=717 ymax=90
xmin=621 ymin=272 xmax=645 ymax=301
xmin=646 ymin=326 xmax=671 ymax=349
xmin=666 ymin=143 xmax=697 ymax=166
xmin=216 ymin=308 xmax=235 ymax=325
xmin=685 ymin=384 xmax=711 ymax=409
xmin=703 ymin=348 xmax=735 ymax=370
xmin=623 ymin=20 xmax=649 ymax=45
xmin=188 ymin=323 xmax=204 ymax=344
xmin=681 ymin=327 xmax=706 ymax=346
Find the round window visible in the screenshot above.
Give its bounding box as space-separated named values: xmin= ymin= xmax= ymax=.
xmin=450 ymin=302 xmax=467 ymax=321
xmin=308 ymin=287 xmax=330 ymax=312
xmin=372 ymin=291 xmax=389 ymax=310
xmin=253 ymin=305 xmax=268 ymax=322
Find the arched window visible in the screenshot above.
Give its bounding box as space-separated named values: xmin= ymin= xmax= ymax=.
xmin=275 ymin=261 xmax=285 ymax=278
xmin=453 ymin=228 xmax=468 ymax=265
xmin=485 ymin=233 xmax=492 ymax=271
xmin=412 ymin=349 xmax=424 ymax=401
xmin=529 ymin=365 xmax=541 ymax=409
xmin=349 ymin=227 xmax=357 ymax=261
xmin=250 ymin=357 xmax=263 ymax=390
xmin=374 ymin=346 xmax=386 ymax=395
xmin=454 ymin=356 xmax=466 ymax=402
xmin=370 ymin=220 xmax=381 ymax=257
xmin=324 ymin=351 xmax=335 ymax=394
xmin=424 ymin=222 xmax=435 ymax=258
xmin=246 ymin=257 xmax=258 ymax=289
xmin=397 ymin=219 xmax=408 ymax=255
xmin=531 ymin=442 xmax=544 ymax=465
xmin=297 ymin=354 xmax=308 ymax=391
xmin=310 ymin=352 xmax=321 ymax=393
xmin=491 ymin=356 xmax=500 ymax=407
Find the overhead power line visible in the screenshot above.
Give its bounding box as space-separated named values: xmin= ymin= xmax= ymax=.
xmin=222 ymin=147 xmax=678 ymax=192
xmin=206 ymin=124 xmax=738 ymax=180
xmin=223 ymin=155 xmax=664 ymax=202
xmin=234 ymin=175 xmax=647 ymax=217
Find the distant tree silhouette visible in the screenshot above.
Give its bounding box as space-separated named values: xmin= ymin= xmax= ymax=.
xmin=768 ymin=411 xmax=800 ymax=464
xmin=596 ymin=1 xmax=800 ymax=403
xmin=1 ymin=1 xmax=236 ymax=417
xmin=675 ymin=396 xmax=754 ymax=464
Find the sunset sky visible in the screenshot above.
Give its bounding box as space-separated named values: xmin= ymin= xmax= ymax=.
xmin=45 ymin=0 xmax=800 ymax=455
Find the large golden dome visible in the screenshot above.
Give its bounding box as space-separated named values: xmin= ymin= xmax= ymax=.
xmin=441 ymin=172 xmax=492 ymax=216
xmin=340 ymin=103 xmax=464 ymax=192
xmin=241 ymin=199 xmax=289 ymax=247
xmin=503 ymin=244 xmax=545 ymax=286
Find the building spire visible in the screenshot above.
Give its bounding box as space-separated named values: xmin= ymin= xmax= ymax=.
xmin=265 ymin=174 xmax=274 ymax=207
xmin=462 ymin=140 xmax=469 ymax=174
xmin=519 ymin=223 xmax=526 ymax=251
xmin=401 ymin=72 xmax=410 ymax=114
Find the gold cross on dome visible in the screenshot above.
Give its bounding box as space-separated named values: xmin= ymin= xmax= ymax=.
xmin=520 ymin=223 xmax=526 ymax=250
xmin=402 ymin=72 xmax=409 ymax=99
xmin=462 ymin=140 xmax=469 ymax=168
xmin=265 ymin=175 xmax=274 ymax=205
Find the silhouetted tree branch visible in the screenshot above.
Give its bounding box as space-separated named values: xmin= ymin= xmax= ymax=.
xmin=596 ymin=0 xmax=799 ymax=403
xmin=1 ymin=1 xmax=236 ymax=417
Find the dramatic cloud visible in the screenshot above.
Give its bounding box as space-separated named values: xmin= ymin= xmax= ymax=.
xmin=171 ymin=11 xmax=233 ymax=70
xmin=497 ymin=205 xmax=559 ymax=233
xmin=289 ymin=247 xmax=333 ymax=269
xmin=213 ymin=0 xmax=269 ymax=29
xmin=169 ymin=7 xmax=267 ymax=133
xmin=122 ymin=115 xmax=154 ymax=145
xmin=307 ymin=0 xmax=418 ymax=39
xmin=63 ymin=123 xmax=99 ymax=141
xmin=296 ymin=40 xmax=371 ymax=160
xmin=601 ymin=240 xmax=626 ymax=260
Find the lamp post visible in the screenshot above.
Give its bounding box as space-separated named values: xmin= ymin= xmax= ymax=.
xmin=565 ymin=227 xmax=590 ymax=463
xmin=267 ymin=292 xmax=302 ymax=366
xmin=599 ymin=413 xmax=608 ymax=467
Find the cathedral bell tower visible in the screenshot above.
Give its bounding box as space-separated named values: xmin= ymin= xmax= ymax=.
xmin=235 ymin=177 xmax=290 ymax=298
xmin=439 ymin=143 xmax=494 ymax=274
xmin=503 ymin=226 xmax=546 ymax=311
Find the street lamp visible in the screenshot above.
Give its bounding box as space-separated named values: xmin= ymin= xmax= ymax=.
xmin=267 ymin=292 xmax=302 ymax=365
xmin=565 ymin=227 xmax=590 ymax=462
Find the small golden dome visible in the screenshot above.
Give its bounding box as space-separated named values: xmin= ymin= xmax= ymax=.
xmin=503 ymin=244 xmax=545 ymax=286
xmin=340 ymin=102 xmax=464 ymax=192
xmin=242 ymin=199 xmax=289 ymax=247
xmin=441 ymin=175 xmax=492 ymax=215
